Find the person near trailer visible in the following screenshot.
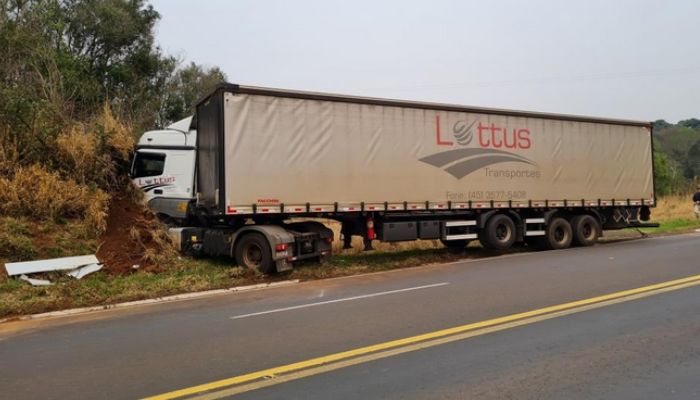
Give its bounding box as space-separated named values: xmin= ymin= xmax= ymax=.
xmin=340 ymin=218 xmax=374 ymax=251
xmin=693 ymin=186 xmax=700 ymax=220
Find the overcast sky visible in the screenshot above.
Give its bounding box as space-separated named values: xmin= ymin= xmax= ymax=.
xmin=151 ymin=0 xmax=699 ymax=122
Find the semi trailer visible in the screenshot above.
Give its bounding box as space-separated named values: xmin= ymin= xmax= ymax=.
xmin=132 ymin=83 xmax=657 ymax=273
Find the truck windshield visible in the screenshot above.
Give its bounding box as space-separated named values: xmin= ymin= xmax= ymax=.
xmin=132 ymin=152 xmax=166 ymax=178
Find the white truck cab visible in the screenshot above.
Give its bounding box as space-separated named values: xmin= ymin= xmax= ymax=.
xmin=131 ymin=117 xmax=196 ymax=222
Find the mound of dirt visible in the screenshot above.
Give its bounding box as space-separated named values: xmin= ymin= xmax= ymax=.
xmin=96 ymin=196 xmax=171 ymax=275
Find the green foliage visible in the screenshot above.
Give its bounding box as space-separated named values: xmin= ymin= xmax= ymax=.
xmin=158 ymin=62 xmax=227 ymax=126
xmin=685 ymin=140 xmax=700 ymax=180
xmin=653 ymin=151 xmax=685 ymax=196
xmin=653 ymin=120 xmax=700 ymax=190
xmin=678 ymin=118 xmax=700 ymax=130
xmin=656 ymin=126 xmax=700 ymax=161
xmin=653 ymin=119 xmax=672 ymax=133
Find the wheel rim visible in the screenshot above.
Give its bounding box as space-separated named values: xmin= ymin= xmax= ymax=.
xmin=582 ymin=222 xmax=594 ymax=239
xmin=554 ymin=226 xmax=567 ymax=243
xmin=242 ymin=242 xmax=263 ymax=267
xmin=496 ymin=223 xmax=512 ymax=242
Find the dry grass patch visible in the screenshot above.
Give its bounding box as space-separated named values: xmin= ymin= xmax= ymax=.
xmin=0 ymin=165 xmax=109 ymax=234
xmin=652 ymin=194 xmax=697 ymax=222
xmin=55 ymin=104 xmax=134 ymax=190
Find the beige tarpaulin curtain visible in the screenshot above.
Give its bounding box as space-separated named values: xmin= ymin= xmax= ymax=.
xmin=223 ymin=92 xmax=653 ymax=211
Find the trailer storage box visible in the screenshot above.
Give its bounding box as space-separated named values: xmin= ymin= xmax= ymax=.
xmin=196 ymin=84 xmax=654 ymax=216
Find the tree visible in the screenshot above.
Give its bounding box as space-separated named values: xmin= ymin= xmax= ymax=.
xmin=0 ymin=0 xmax=176 ymax=131
xmin=678 ymin=118 xmax=700 ymax=130
xmin=653 ymin=119 xmax=671 ymax=133
xmin=58 ymin=0 xmax=178 ymax=126
xmin=157 ymin=62 xmax=227 ymax=127
xmin=655 ymin=126 xmax=700 ymax=171
xmin=684 ymin=140 xmax=700 ymax=181
xmin=653 ymin=151 xmax=684 ymax=196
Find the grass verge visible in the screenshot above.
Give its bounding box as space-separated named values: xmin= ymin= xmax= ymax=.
xmin=641 ymin=218 xmax=700 ymax=234
xmin=0 ymin=245 xmax=527 ymax=319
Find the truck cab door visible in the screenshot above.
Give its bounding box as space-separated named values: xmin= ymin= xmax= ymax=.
xmin=131 ymin=150 xmax=169 ymax=201
xmin=132 ymin=149 xmax=196 ymax=221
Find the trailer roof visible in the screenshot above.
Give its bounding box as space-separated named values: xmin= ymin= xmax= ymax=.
xmin=202 ymin=83 xmax=651 ymax=128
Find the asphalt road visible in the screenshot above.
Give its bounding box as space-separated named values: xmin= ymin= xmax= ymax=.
xmin=1 ymin=233 xmax=700 ymax=399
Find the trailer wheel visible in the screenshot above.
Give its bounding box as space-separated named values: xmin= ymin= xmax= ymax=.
xmin=234 ymin=233 xmax=275 ymax=274
xmin=440 ymin=238 xmax=470 ymax=249
xmin=480 ymin=214 xmax=516 ymax=250
xmin=571 ymin=215 xmax=600 ymax=246
xmin=540 ymin=217 xmax=573 ymax=250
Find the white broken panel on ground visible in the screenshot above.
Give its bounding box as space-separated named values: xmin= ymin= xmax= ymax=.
xmin=19 ymin=275 xmax=52 ymax=286
xmin=4 ymin=255 xmax=99 ymax=276
xmin=67 ymin=263 xmax=103 ymax=279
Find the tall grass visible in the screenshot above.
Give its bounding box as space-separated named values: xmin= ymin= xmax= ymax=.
xmin=0 ymin=164 xmax=109 ymax=232
xmin=0 ymin=105 xmax=134 ymax=239
xmin=54 ymin=104 xmax=134 ymax=191
xmin=651 ymin=193 xmax=697 ymax=222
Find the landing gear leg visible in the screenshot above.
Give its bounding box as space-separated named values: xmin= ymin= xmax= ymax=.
xmin=341 ymin=221 xmax=353 ymax=249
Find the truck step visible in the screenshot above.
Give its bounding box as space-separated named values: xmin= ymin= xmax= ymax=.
xmin=525 ymin=218 xmax=545 ymax=224
xmin=444 ymin=220 xmax=477 ymax=227
xmin=445 ymin=233 xmax=478 ymax=240
xmin=525 ymin=230 xmax=545 ymax=236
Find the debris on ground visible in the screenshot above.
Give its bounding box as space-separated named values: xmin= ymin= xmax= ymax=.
xmin=19 ymin=274 xmax=52 ymax=286
xmin=4 ymin=255 xmax=104 ymax=285
xmin=5 ymin=255 xmax=99 ymax=276
xmin=67 ymin=263 xmax=103 ymax=279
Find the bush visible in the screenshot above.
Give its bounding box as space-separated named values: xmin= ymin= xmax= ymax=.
xmin=0 ymin=164 xmax=109 ymax=235
xmin=55 ymin=104 xmax=134 ymax=191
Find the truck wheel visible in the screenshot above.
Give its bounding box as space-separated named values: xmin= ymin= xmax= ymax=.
xmin=540 ymin=217 xmax=573 ymax=250
xmin=440 ymin=238 xmax=470 ymax=249
xmin=571 ymin=215 xmax=600 ymax=246
xmin=234 ymin=233 xmax=275 ymax=274
xmin=480 ymin=214 xmax=516 ymax=250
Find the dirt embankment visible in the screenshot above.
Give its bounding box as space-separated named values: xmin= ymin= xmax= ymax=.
xmin=96 ymin=196 xmax=173 ymax=275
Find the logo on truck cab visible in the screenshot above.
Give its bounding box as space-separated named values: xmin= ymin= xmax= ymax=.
xmin=420 ymin=115 xmax=537 ymax=179
xmin=136 ymin=176 xmax=176 ymax=192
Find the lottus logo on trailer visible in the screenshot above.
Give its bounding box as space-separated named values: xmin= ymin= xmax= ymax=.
xmin=420 ymin=115 xmax=538 ymax=179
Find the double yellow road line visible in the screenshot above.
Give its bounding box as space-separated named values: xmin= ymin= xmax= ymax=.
xmin=144 ymin=273 xmax=700 ymax=400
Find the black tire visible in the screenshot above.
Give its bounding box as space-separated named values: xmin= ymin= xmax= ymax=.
xmin=571 ymin=215 xmax=600 ymax=247
xmin=234 ymin=233 xmax=275 ymax=274
xmin=539 ymin=217 xmax=573 ymax=250
xmin=480 ymin=214 xmax=516 ymax=250
xmin=440 ymin=238 xmax=470 ymax=249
